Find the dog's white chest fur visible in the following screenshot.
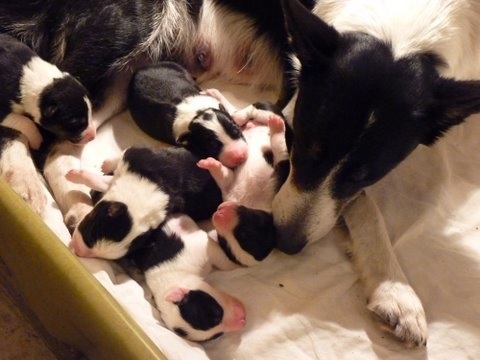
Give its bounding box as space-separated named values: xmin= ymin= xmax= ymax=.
xmin=314 ymin=0 xmax=480 ymax=78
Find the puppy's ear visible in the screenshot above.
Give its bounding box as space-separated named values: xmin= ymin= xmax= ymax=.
xmin=424 ymin=78 xmax=480 ymax=144
xmin=176 ymin=132 xmax=191 ymax=146
xmin=281 ymin=0 xmax=339 ymax=67
xmin=107 ymin=202 xmax=127 ymax=218
xmin=165 ymin=287 xmax=188 ymax=304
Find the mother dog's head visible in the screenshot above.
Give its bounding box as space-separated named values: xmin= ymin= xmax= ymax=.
xmin=274 ymin=0 xmax=480 ymax=254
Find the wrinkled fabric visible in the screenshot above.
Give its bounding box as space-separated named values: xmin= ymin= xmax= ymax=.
xmin=45 ymin=83 xmax=480 ymax=359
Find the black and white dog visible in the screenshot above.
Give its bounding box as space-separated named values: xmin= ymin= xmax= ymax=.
xmin=126 ymin=214 xmax=246 ymax=342
xmin=128 ymin=62 xmax=248 ymax=168
xmin=0 ymin=33 xmax=94 ymax=215
xmin=67 ymin=146 xmax=223 ymax=259
xmin=0 ymin=0 xmax=299 ymax=228
xmin=274 ymin=0 xmax=480 ymax=347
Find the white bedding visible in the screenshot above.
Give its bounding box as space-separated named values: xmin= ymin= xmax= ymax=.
xmin=43 ymin=82 xmax=480 ymax=359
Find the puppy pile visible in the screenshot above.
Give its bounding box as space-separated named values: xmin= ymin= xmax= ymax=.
xmin=65 ymin=62 xmax=289 ymax=342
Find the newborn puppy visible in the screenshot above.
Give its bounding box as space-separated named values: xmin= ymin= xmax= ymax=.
xmin=197 ymin=105 xmax=289 ymax=265
xmin=128 ymin=62 xmax=247 ymax=168
xmin=66 ymin=146 xmax=222 ymax=259
xmin=0 ymin=33 xmax=95 ymax=216
xmin=0 ymin=33 xmax=95 ymax=146
xmin=127 ymin=214 xmax=246 ymax=342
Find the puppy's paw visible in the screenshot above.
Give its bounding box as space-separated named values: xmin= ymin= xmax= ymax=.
xmin=368 ymin=281 xmax=427 ymax=347
xmin=202 ymin=88 xmax=222 ymax=100
xmin=64 ymin=202 xmax=93 ymax=232
xmin=268 ymin=114 xmax=285 ymax=134
xmin=65 ymin=169 xmax=84 ymax=184
xmin=197 ymin=157 xmax=222 ymax=172
xmin=4 ymin=169 xmax=46 ymax=217
xmin=101 ymin=158 xmax=118 ymax=174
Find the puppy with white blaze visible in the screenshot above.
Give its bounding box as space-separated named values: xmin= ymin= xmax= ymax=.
xmin=128 ymin=62 xmax=248 ymax=168
xmin=0 ymin=33 xmax=94 ymax=215
xmin=275 ymin=0 xmax=480 ymax=347
xmin=126 ymin=214 xmax=246 ymax=342
xmin=0 ymin=0 xmax=293 ymax=229
xmin=197 ymin=102 xmax=290 ymax=266
xmin=67 ymin=146 xmax=223 ymax=259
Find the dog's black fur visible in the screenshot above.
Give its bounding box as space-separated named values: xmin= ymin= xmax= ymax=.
xmin=274 ymin=0 xmax=480 ymax=254
xmin=128 ymin=61 xmax=245 ymax=163
xmin=0 ymin=33 xmax=92 ymax=144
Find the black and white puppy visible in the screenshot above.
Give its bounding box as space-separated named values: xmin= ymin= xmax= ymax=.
xmin=197 ymin=99 xmax=290 ymax=266
xmin=67 ymin=146 xmax=222 ymax=259
xmin=128 ymin=62 xmax=248 ymax=168
xmin=126 ymin=214 xmax=246 ymax=342
xmin=0 ymin=33 xmax=94 ymax=215
xmin=0 ymin=0 xmax=292 ymax=228
xmin=0 ymin=33 xmax=94 ymax=146
xmin=272 ymin=0 xmax=480 ymax=347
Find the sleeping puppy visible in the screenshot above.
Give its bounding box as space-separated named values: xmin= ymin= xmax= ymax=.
xmin=128 ymin=62 xmax=248 ymax=168
xmin=0 ymin=33 xmax=94 ymax=145
xmin=196 ymin=96 xmax=289 ymax=266
xmin=0 ymin=33 xmax=94 ymax=215
xmin=66 ymin=146 xmax=223 ymax=259
xmin=0 ymin=0 xmax=293 ymax=229
xmin=273 ymin=0 xmax=480 ymax=347
xmin=126 ymin=214 xmax=246 ymax=342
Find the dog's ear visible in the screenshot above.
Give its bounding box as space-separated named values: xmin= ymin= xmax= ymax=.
xmin=176 ymin=131 xmax=191 ymax=146
xmin=424 ymin=78 xmax=480 ymax=144
xmin=281 ymin=0 xmax=339 ymax=67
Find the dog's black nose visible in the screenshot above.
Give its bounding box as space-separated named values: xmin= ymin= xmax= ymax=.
xmin=275 ymin=226 xmax=307 ymax=255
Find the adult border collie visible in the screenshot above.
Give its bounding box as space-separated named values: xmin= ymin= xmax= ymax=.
xmin=0 ymin=0 xmax=311 ymax=226
xmin=275 ymin=0 xmax=480 ymax=347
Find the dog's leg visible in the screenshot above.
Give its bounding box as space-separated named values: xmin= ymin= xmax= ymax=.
xmin=0 ymin=129 xmax=46 ymax=216
xmin=2 ymin=113 xmax=43 ymax=150
xmin=268 ymin=114 xmax=288 ymax=166
xmin=65 ymin=169 xmax=112 ymax=193
xmin=196 ymin=157 xmax=235 ymax=190
xmin=342 ymin=191 xmax=427 ymax=347
xmin=43 ymin=79 xmax=129 ymax=230
xmin=43 ymin=141 xmax=93 ymax=231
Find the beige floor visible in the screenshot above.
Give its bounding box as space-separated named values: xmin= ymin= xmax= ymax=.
xmin=0 ymin=260 xmax=84 ymax=360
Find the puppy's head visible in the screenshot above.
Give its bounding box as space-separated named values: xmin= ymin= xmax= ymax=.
xmin=177 ymin=108 xmax=248 ymax=168
xmin=39 ymin=75 xmax=95 ymax=144
xmin=159 ymin=281 xmax=246 ymax=342
xmin=273 ymin=0 xmax=480 ymax=254
xmin=213 ymin=201 xmax=276 ymax=266
xmin=70 ymin=164 xmax=169 ymax=259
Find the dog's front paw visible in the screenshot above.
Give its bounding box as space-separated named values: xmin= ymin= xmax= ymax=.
xmin=368 ymin=280 xmax=427 ymax=347
xmin=4 ymin=169 xmax=46 ymax=217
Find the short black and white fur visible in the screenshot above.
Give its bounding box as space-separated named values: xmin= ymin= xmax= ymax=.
xmin=126 ymin=214 xmax=246 ymax=342
xmin=67 ymin=146 xmax=223 ymax=259
xmin=196 ymin=99 xmax=289 ymax=266
xmin=128 ymin=61 xmax=248 ymax=168
xmin=0 ymin=0 xmax=295 ymax=228
xmin=273 ymin=0 xmax=480 ymax=347
xmin=0 ymin=33 xmax=94 ymax=215
xmin=0 ymin=33 xmax=94 ymax=145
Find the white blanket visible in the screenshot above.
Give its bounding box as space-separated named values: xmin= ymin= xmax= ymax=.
xmin=44 ymin=82 xmax=480 ymax=359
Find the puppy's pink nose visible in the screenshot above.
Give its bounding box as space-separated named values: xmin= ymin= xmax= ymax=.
xmin=78 ymin=125 xmax=96 ymax=144
xmin=220 ymin=141 xmax=248 ymax=168
xmin=69 ymin=232 xmax=92 ymax=257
